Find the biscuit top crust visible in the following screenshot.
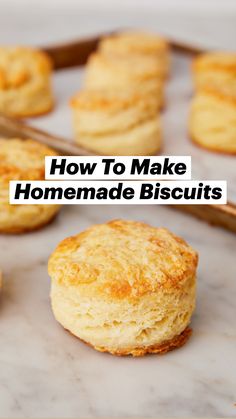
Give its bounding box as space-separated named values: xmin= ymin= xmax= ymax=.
xmin=49 ymin=220 xmax=198 ymax=301
xmin=99 ymin=31 xmax=169 ymax=55
xmin=0 ymin=138 xmax=57 ymax=182
xmin=70 ymin=89 xmax=158 ymax=114
xmin=0 ymin=47 xmax=52 ymax=90
xmin=193 ymin=52 xmax=236 ymax=73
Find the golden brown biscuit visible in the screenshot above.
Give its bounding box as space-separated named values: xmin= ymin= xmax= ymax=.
xmin=0 ymin=270 xmax=2 ymax=292
xmin=193 ymin=52 xmax=236 ymax=98
xmin=189 ymin=89 xmax=236 ymax=154
xmin=70 ymin=89 xmax=161 ymax=155
xmin=0 ymin=138 xmax=60 ymax=233
xmin=98 ymin=31 xmax=170 ymax=78
xmin=84 ymin=52 xmax=165 ymax=109
xmin=0 ymin=47 xmax=54 ymax=117
xmin=49 ymin=220 xmax=198 ymax=356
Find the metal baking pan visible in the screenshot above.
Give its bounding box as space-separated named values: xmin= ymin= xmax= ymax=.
xmin=0 ymin=33 xmax=235 ymax=232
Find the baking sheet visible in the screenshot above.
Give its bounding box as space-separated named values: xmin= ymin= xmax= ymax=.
xmin=27 ymin=51 xmax=236 ymax=202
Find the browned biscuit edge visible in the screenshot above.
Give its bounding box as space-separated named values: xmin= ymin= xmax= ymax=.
xmin=65 ymin=326 xmax=192 ymax=357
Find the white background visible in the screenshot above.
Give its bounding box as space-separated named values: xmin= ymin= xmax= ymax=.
xmin=1 ymin=0 xmax=236 ymax=51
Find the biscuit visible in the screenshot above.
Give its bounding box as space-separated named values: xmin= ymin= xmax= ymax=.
xmin=189 ymin=89 xmax=236 ymax=154
xmin=70 ymin=89 xmax=161 ymax=155
xmin=193 ymin=52 xmax=236 ymax=98
xmin=0 ymin=138 xmax=60 ymax=233
xmin=84 ymin=52 xmax=164 ymax=109
xmin=49 ymin=219 xmax=198 ymax=356
xmin=0 ymin=47 xmax=54 ymax=117
xmin=98 ymin=31 xmax=170 ymax=78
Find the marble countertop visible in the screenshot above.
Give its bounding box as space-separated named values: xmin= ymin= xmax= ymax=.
xmin=0 ymin=4 xmax=236 ymax=418
xmin=1 ymin=205 xmax=236 ymax=418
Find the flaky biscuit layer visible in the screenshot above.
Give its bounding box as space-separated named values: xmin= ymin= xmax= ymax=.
xmin=69 ymin=326 xmax=192 ymax=357
xmin=189 ymin=89 xmax=236 ymax=154
xmin=84 ymin=52 xmax=165 ymax=109
xmin=72 ymin=115 xmax=161 ymax=155
xmin=85 ymin=51 xmax=165 ymax=81
xmin=193 ymin=52 xmax=236 ymax=98
xmin=70 ymin=88 xmax=159 ymax=135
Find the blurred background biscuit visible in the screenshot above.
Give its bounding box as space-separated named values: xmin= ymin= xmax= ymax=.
xmin=0 ymin=47 xmax=54 ymax=117
xmin=193 ymin=52 xmax=236 ymax=99
xmin=0 ymin=138 xmax=60 ymax=233
xmin=49 ymin=219 xmax=198 ymax=356
xmin=84 ymin=52 xmax=165 ymax=109
xmin=189 ymin=89 xmax=236 ymax=154
xmin=0 ymin=270 xmax=2 ymax=292
xmin=70 ymin=89 xmax=161 ymax=155
xmin=98 ymin=31 xmax=170 ymax=79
